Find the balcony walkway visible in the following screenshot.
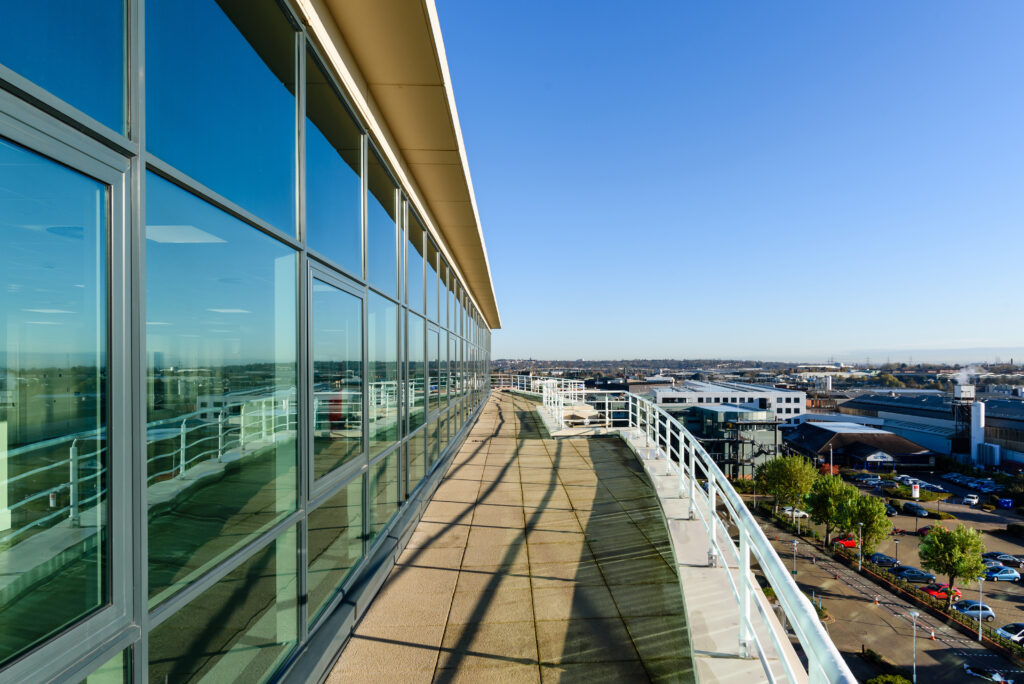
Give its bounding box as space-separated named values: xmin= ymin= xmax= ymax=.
xmin=327 ymin=391 xmax=694 ymax=683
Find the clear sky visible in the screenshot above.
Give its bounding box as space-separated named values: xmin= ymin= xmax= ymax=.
xmin=437 ymin=1 xmax=1024 ymax=364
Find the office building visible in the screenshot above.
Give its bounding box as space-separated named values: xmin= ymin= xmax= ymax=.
xmin=651 ymin=381 xmax=806 ymax=418
xmin=0 ymin=1 xmax=496 ymax=681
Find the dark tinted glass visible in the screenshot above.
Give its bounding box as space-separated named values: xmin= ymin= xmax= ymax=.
xmin=149 ymin=527 xmax=298 ymax=683
xmin=145 ymin=173 xmax=298 ymax=607
xmin=305 ymin=51 xmax=362 ymax=275
xmin=367 ymin=151 xmax=397 ymax=296
xmin=312 ymin=279 xmax=363 ymax=479
xmin=427 ymin=329 xmax=439 ymax=414
xmin=147 ymin=0 xmax=296 ymax=233
xmin=307 ymin=477 xmax=363 ymax=624
xmin=368 ymin=452 xmax=399 ymax=541
xmin=0 ymin=138 xmax=109 ymax=665
xmin=0 ymin=2 xmax=124 ymax=132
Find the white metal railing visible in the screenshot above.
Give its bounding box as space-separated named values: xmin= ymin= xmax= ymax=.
xmin=491 ymin=374 xmax=853 ymax=684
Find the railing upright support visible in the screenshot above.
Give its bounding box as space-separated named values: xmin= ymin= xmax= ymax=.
xmin=708 ymin=484 xmax=719 ymax=567
xmin=688 ymin=445 xmax=696 ymax=520
xmin=68 ymin=439 xmax=79 ymax=527
xmin=178 ymin=419 xmax=188 ymax=478
xmin=217 ymin=410 xmax=225 ymax=462
xmin=739 ymin=528 xmax=753 ymax=658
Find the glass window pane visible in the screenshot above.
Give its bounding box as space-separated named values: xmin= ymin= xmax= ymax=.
xmin=149 ymin=527 xmax=298 ymax=683
xmin=147 ymin=0 xmax=296 ymax=233
xmin=0 ymin=139 xmax=109 ymax=665
xmin=307 ymin=477 xmax=362 ymax=624
xmin=368 ymin=452 xmax=399 ymax=541
xmin=367 ymin=151 xmax=397 ymax=297
xmin=312 ymin=280 xmax=363 ymax=479
xmin=0 ymin=3 xmax=124 ymax=132
xmin=408 ymin=431 xmax=425 ymax=491
xmin=367 ymin=294 xmax=397 ymax=457
xmin=407 ymin=214 xmax=425 ymax=313
xmin=439 ymin=261 xmax=449 ymax=329
xmin=427 ymin=329 xmax=439 ymax=415
xmin=80 ymin=650 xmax=127 ymax=684
xmin=408 ymin=314 xmax=425 ymax=432
xmin=145 ymin=173 xmax=298 ymax=607
xmin=305 ymin=51 xmax=361 ymax=276
xmin=425 ymin=239 xmax=438 ymax=322
xmin=428 ymin=419 xmax=439 ymax=469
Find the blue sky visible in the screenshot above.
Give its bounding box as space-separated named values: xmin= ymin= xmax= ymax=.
xmin=438 ymin=1 xmax=1024 ymax=363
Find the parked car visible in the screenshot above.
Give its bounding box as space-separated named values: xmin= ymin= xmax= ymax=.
xmin=895 ymin=567 xmax=936 ymax=583
xmin=923 ymin=483 xmax=947 ymax=493
xmin=781 ymin=507 xmax=809 ymax=519
xmin=862 ymin=477 xmax=882 ymax=486
xmin=996 ymin=623 xmax=1024 ymax=643
xmin=953 ymin=600 xmax=996 ymax=622
xmin=984 ymin=560 xmax=1006 ymax=569
xmin=983 ymin=552 xmax=1024 ymax=568
xmin=963 ymin=494 xmax=980 ymax=506
xmin=923 ymin=583 xmax=961 ymax=600
xmin=868 ymin=552 xmax=899 ymax=567
xmin=884 ymin=503 xmax=898 ymax=517
xmin=986 ymin=566 xmax=1021 ymax=582
xmin=833 ymin=535 xmax=858 ymax=549
xmin=902 ymin=502 xmax=929 ymax=517
xmin=918 ymin=525 xmax=937 ymax=536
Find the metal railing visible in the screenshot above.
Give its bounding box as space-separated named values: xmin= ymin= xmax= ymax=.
xmin=491 ymin=374 xmax=853 ymax=684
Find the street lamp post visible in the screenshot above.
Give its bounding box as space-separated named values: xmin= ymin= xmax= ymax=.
xmin=858 ymin=522 xmax=864 ymax=572
xmin=979 ymin=578 xmax=985 ymax=642
xmin=792 ymin=540 xmax=798 ymax=575
xmin=909 ymin=610 xmax=920 ymax=684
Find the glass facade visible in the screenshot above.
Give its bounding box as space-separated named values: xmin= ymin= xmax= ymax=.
xmin=0 ymin=1 xmax=492 ymax=681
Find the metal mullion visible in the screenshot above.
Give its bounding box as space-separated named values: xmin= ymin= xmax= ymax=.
xmin=147 ymin=509 xmax=305 ymax=630
xmin=306 ymin=246 xmax=365 ymax=287
xmin=360 ymin=134 xmax=368 ymax=281
xmin=145 ymin=155 xmax=303 ymax=253
xmin=307 ymin=462 xmax=369 ymax=513
xmin=0 ymin=63 xmax=137 ymax=158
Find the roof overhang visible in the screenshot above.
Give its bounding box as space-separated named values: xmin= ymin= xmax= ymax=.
xmin=295 ymin=0 xmax=500 ymax=329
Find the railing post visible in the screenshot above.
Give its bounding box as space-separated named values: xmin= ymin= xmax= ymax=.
xmin=68 ymin=439 xmax=80 ymax=527
xmin=739 ymin=528 xmax=753 ymax=657
xmin=708 ymin=483 xmax=719 ymax=567
xmin=688 ymin=445 xmax=697 ymax=520
xmin=178 ymin=419 xmax=188 ymax=478
xmin=217 ymin=410 xmax=225 ymax=462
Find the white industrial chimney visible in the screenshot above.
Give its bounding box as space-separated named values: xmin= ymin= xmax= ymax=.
xmin=970 ymin=401 xmax=986 ymax=464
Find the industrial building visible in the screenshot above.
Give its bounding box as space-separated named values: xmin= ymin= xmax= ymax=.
xmin=0 ymin=2 xmax=496 ymax=681
xmin=651 ymin=380 xmax=807 ymax=418
xmin=783 ymin=422 xmax=933 ymax=470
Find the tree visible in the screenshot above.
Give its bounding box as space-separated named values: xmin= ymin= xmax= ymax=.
xmin=841 ymin=495 xmax=892 ymax=554
xmin=918 ymin=524 xmax=987 ymax=609
xmin=755 ymin=455 xmax=818 ymax=515
xmin=807 ymin=476 xmax=859 ymax=545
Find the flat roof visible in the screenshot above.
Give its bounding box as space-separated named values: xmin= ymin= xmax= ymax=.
xmin=810 ymin=422 xmax=889 ymax=434
xmin=653 ymin=381 xmax=803 ymax=395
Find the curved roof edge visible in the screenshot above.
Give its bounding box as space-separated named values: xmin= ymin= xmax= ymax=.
xmin=294 ymin=0 xmax=501 ymax=329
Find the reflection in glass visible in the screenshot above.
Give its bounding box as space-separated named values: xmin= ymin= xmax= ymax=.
xmin=368 ymin=452 xmax=400 ymax=542
xmin=0 ymin=2 xmax=124 ymax=132
xmin=367 ymin=151 xmax=397 ymax=297
xmin=428 ymin=419 xmax=439 ymax=470
xmin=149 ymin=527 xmax=298 ymax=683
xmin=312 ymin=280 xmax=362 ymax=479
xmin=308 ymin=477 xmax=362 ymax=624
xmin=408 ymin=430 xmax=425 ymax=492
xmin=407 ymin=214 xmax=425 ymax=313
xmin=306 ymin=51 xmax=362 ymax=275
xmin=439 ymin=261 xmax=449 ymax=330
xmin=408 ymin=314 xmax=425 ymax=432
xmin=0 ymin=139 xmax=108 ymax=665
xmin=367 ymin=294 xmax=398 ymax=457
xmin=81 ymin=650 xmax=127 ymax=683
xmin=145 ymin=173 xmax=297 ymax=607
xmin=425 ymin=239 xmax=438 ymax=322
xmin=147 ymin=0 xmax=296 ymax=233
xmin=427 ymin=329 xmax=439 ymax=415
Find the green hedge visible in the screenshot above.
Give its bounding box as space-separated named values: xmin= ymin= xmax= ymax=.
xmin=866 ymin=675 xmax=911 ymax=684
xmin=883 ymin=486 xmax=951 ymax=503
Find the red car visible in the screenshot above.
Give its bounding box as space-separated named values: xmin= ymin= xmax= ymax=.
xmin=918 ymin=525 xmax=937 ymax=536
xmin=923 ymin=583 xmax=961 ymax=600
xmin=833 ymin=536 xmax=858 ymax=548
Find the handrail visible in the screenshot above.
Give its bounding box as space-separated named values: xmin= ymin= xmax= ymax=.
xmin=491 ymin=374 xmax=853 ymax=684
